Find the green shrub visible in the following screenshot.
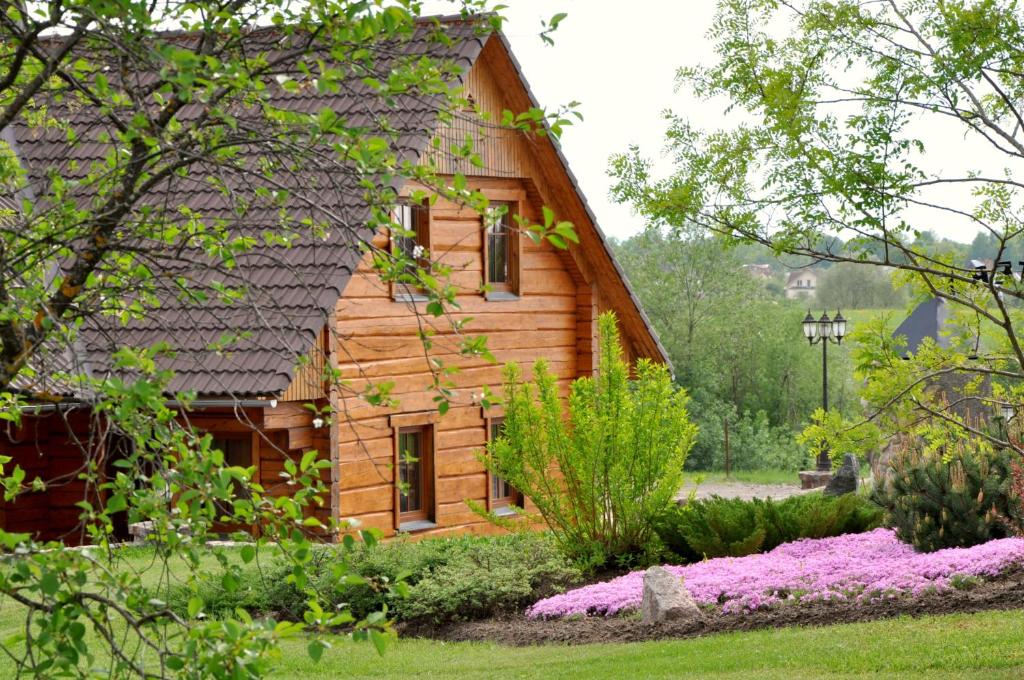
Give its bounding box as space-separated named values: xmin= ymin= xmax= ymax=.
xmin=654 ymin=492 xmax=884 ymax=562
xmin=159 ymin=531 xmax=579 ymax=625
xmin=686 ymin=399 xmax=809 ymax=472
xmin=763 ymin=492 xmax=883 ymax=546
xmin=654 ymin=496 xmax=768 ymax=560
xmin=871 ymin=446 xmax=1024 ymax=552
xmin=398 ymin=534 xmax=578 ymax=623
xmin=482 ymin=312 xmax=698 ymax=568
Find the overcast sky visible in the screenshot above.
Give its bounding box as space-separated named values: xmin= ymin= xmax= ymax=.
xmin=423 ymin=1 xmax=990 ymax=245
xmin=494 ymin=0 xmax=722 ymax=242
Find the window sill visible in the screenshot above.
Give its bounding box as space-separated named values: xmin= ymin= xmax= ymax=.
xmin=485 ymin=291 xmax=519 ymax=302
xmin=393 ymin=291 xmax=430 ymax=303
xmin=492 ymin=506 xmax=517 ymax=518
xmin=397 ymin=519 xmax=437 ymax=533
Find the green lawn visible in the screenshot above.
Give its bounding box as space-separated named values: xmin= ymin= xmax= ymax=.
xmin=693 ymin=469 xmax=802 ymax=485
xmin=278 ymin=609 xmax=1024 ymax=679
xmin=844 ymin=307 xmax=904 ymax=335
xmin=692 ymin=465 xmax=873 ymax=487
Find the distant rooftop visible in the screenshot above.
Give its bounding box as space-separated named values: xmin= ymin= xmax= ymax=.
xmin=892 ymin=297 xmax=952 ymax=357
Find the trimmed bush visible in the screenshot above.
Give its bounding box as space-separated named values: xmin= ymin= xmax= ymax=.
xmin=653 ymin=492 xmax=884 ymax=562
xmin=158 ymin=531 xmax=580 ymax=625
xmin=872 ymin=447 xmax=1024 ymax=552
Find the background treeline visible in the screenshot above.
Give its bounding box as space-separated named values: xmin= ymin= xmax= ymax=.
xmin=610 ymin=227 xmax=920 ymax=472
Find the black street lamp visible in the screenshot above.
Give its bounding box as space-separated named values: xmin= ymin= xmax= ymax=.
xmin=802 ymin=310 xmax=848 ymax=472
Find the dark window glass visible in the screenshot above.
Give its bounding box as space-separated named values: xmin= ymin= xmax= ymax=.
xmin=487 ymin=206 xmax=510 ymax=286
xmin=212 ymin=437 xmax=252 ymax=468
xmin=210 ymin=436 xmax=253 ymax=510
xmin=399 ymin=430 xmax=423 ymax=514
xmin=393 ymin=203 xmax=428 ymax=277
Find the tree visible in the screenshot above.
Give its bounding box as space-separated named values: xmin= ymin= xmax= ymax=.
xmin=0 ymin=2 xmax=574 ymax=675
xmin=815 ymin=263 xmax=907 ymax=310
xmin=610 ymin=0 xmax=1024 ymax=459
xmin=612 ymin=226 xmax=856 ymax=466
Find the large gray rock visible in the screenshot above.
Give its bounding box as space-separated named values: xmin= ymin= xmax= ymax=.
xmin=640 ymin=566 xmax=704 ymax=625
xmin=824 ymin=453 xmax=859 ymax=496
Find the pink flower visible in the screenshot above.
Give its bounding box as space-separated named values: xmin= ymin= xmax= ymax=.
xmin=526 ymin=529 xmax=1024 ymax=619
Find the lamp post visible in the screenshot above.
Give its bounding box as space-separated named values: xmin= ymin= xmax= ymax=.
xmin=995 ymin=402 xmax=1015 ymax=441
xmin=802 ymin=310 xmax=848 ymax=472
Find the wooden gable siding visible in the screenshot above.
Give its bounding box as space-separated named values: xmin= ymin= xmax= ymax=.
xmin=334 ymin=179 xmax=571 ymax=537
xmin=422 ymin=46 xmax=532 ymax=179
xmin=280 ymin=328 xmax=329 ymax=402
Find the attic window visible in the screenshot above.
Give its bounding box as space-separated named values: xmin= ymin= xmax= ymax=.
xmin=391 ymin=201 xmax=429 ymax=300
xmin=485 ymin=202 xmax=520 ymax=298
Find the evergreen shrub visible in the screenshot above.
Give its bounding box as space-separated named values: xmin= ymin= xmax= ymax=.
xmin=871 ymin=446 xmax=1024 ymax=552
xmin=653 ymin=492 xmax=884 ymax=562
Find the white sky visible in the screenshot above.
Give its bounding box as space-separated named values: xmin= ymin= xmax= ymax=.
xmin=425 ymin=1 xmax=991 ymax=245
xmin=494 ymin=0 xmax=719 ymax=241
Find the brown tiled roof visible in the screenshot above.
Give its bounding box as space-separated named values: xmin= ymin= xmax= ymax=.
xmin=9 ymin=18 xmax=486 ymax=398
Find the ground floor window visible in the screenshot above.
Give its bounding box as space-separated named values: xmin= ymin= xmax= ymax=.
xmin=397 ymin=425 xmax=434 ymax=524
xmin=487 ymin=417 xmax=521 ymax=512
xmin=209 ymin=434 xmax=255 ymax=522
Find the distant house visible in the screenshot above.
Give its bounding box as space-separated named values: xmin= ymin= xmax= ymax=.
xmin=892 ymin=296 xmax=986 ymax=423
xmin=742 ymin=264 xmax=774 ymax=280
xmin=784 ymin=270 xmax=820 ymax=299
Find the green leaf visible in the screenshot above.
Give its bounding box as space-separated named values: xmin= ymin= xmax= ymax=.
xmin=240 ymin=545 xmax=256 ymax=563
xmin=369 ymin=629 xmax=389 ymax=656
xmin=40 ymin=571 xmax=59 ymax=597
xmin=106 ymin=493 xmax=127 ymax=514
xmin=307 ymin=639 xmax=326 ymax=662
xmin=187 ymin=596 xmax=203 ymax=618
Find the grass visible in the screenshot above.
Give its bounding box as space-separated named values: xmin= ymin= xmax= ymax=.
xmin=692 ymin=469 xmax=802 ymax=486
xmin=271 ymin=609 xmax=1024 ymax=679
xmin=689 ymin=464 xmax=874 ymax=488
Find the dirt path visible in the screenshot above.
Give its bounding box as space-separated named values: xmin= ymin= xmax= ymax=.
xmin=676 ymin=480 xmax=806 ymax=503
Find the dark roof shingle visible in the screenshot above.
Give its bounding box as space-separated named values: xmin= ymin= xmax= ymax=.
xmin=9 ymin=18 xmax=486 ymax=398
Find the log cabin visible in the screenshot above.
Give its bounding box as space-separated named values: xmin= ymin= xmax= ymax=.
xmin=0 ymin=16 xmax=668 ymax=543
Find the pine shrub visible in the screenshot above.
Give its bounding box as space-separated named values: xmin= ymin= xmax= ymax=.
xmin=872 ymin=446 xmax=1024 ymax=552
xmin=654 ymin=492 xmax=883 ymax=562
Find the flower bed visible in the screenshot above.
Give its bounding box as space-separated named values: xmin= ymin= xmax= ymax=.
xmin=527 ymin=528 xmax=1024 ymax=618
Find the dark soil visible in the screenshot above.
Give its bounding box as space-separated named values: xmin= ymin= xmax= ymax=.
xmin=400 ymin=569 xmax=1024 ymax=646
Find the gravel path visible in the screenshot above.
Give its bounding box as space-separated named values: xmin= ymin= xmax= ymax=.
xmin=676 ymin=480 xmax=806 ymax=502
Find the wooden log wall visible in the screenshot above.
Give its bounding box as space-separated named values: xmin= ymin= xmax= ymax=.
xmin=0 ymin=403 xmax=331 ymax=544
xmin=0 ymin=409 xmax=100 ymax=545
xmin=335 ymin=178 xmax=573 ymax=537
xmin=175 ymin=404 xmax=333 ymax=531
